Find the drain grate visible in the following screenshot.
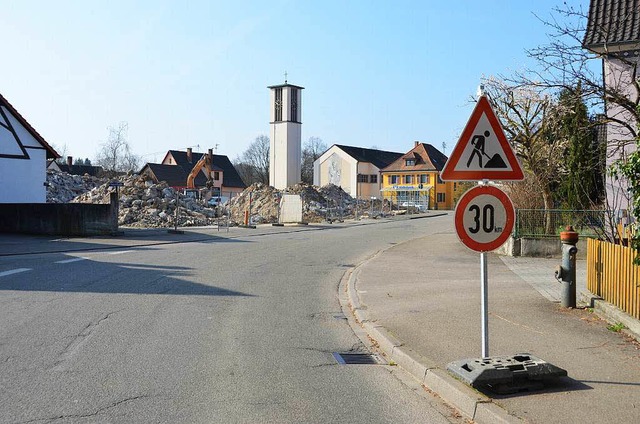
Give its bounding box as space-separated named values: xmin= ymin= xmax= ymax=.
xmin=332 ymin=352 xmax=382 ymax=365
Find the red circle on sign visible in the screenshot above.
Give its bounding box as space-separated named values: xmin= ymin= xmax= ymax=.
xmin=454 ymin=185 xmax=515 ymax=252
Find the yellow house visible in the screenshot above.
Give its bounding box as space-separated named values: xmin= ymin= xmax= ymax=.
xmin=380 ymin=142 xmax=459 ymax=210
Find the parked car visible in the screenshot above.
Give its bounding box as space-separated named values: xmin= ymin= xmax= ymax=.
xmin=400 ymin=202 xmax=427 ymax=212
xmin=208 ymin=196 xmax=229 ymax=206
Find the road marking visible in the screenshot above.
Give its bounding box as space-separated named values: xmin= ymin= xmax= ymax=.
xmin=0 ymin=268 xmax=32 ymax=278
xmin=108 ymin=250 xmax=133 ymax=255
xmin=55 ymin=257 xmax=89 ymax=264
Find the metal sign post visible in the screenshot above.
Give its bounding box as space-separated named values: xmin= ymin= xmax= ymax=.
xmin=480 ymin=250 xmax=489 ymax=358
xmin=454 ymin=183 xmax=515 ymax=358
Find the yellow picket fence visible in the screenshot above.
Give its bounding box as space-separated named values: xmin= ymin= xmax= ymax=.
xmin=587 ymin=238 xmax=640 ymax=320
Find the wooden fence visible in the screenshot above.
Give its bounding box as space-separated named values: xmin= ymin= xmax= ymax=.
xmin=587 ymin=238 xmax=640 ymax=320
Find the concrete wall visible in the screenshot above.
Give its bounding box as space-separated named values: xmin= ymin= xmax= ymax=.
xmin=280 ymin=194 xmax=303 ymax=223
xmin=0 ymin=193 xmax=119 ymax=236
xmin=495 ymin=236 xmax=588 ymax=259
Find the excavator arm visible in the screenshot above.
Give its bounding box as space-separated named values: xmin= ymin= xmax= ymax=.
xmin=186 ymin=154 xmax=214 ymax=189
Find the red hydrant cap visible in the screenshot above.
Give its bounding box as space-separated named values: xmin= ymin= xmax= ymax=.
xmin=560 ymin=225 xmax=579 ymax=243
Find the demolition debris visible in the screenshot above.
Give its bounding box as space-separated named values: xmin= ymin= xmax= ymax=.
xmin=46 ymin=170 xmax=371 ymax=228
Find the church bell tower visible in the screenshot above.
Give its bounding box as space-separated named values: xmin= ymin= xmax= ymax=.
xmin=268 ymin=77 xmax=304 ymax=189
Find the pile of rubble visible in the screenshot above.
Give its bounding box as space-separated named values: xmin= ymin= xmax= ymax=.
xmin=46 ymin=170 xmax=364 ymax=228
xmin=72 ymin=174 xmax=219 ymax=228
xmin=46 ymin=170 xmax=107 ymax=203
xmin=227 ymin=182 xmax=354 ymax=224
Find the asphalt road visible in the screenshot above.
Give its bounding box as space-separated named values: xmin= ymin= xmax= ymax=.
xmin=0 ymin=216 xmax=464 ymax=423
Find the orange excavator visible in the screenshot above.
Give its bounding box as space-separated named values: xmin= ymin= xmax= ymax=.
xmin=186 ymin=149 xmax=215 ymax=190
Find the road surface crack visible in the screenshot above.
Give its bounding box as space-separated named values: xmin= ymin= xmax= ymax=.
xmin=17 ymin=395 xmax=152 ymax=423
xmin=52 ymin=310 xmax=123 ymax=370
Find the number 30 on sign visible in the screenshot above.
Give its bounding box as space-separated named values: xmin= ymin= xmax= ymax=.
xmin=454 ymin=185 xmax=515 ymax=252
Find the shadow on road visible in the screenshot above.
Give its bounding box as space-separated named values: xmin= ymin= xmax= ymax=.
xmin=0 ymin=228 xmax=248 ymax=257
xmin=0 ymin=252 xmax=254 ymax=297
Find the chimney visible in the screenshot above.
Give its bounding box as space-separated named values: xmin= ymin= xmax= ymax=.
xmin=67 ymin=156 xmax=73 ymax=167
xmin=207 ymin=148 xmax=213 ymax=163
xmin=414 ymin=141 xmax=420 ymax=148
xmin=187 ymin=148 xmax=192 ymax=163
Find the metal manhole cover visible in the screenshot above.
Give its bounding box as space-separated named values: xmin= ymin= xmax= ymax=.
xmin=332 ymin=352 xmax=383 ymax=365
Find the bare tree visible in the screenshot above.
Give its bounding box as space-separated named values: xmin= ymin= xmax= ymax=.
xmin=483 ymin=78 xmax=569 ymax=233
xmin=301 ymin=136 xmax=327 ymax=184
xmin=517 ymin=4 xmax=639 ymax=145
xmin=233 ymin=135 xmax=270 ymax=185
xmin=95 ymin=122 xmax=141 ymax=174
xmin=518 ymin=3 xmax=639 ymax=240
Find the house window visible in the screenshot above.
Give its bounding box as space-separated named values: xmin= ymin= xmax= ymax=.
xmin=404 ymin=175 xmax=412 ymax=184
xmin=370 ymin=174 xmax=377 ymax=183
xmin=274 ymin=88 xmax=283 ymax=121
xmin=437 ymin=193 xmax=445 ymax=203
xmin=405 ymin=159 xmax=415 ymax=166
xmin=420 ymin=174 xmax=428 ymax=184
xmin=357 ymin=174 xmax=368 ymax=183
xmin=390 ymin=175 xmax=398 ymax=184
xmin=213 ymin=171 xmax=220 ymax=181
xmin=454 ymin=182 xmax=457 ymax=190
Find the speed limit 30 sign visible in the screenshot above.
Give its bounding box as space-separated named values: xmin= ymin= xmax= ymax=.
xmin=454 ymin=185 xmax=515 ymax=252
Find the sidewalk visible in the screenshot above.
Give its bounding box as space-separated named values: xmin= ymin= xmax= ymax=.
xmin=349 ymin=230 xmax=640 ymax=424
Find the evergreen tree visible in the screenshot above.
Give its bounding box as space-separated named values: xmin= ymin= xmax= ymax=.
xmin=554 ymin=85 xmax=603 ymax=209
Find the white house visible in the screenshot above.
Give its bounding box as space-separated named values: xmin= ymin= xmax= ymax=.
xmin=313 ymin=144 xmax=402 ymax=199
xmin=0 ymin=94 xmax=59 ymax=203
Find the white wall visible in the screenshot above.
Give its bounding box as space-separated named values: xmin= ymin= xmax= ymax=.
xmin=604 ymin=55 xmax=640 ymax=212
xmin=313 ymin=146 xmax=360 ymax=194
xmin=0 ymin=148 xmax=47 ymax=203
xmin=270 ymin=121 xmax=302 ymax=189
xmin=0 ymin=103 xmax=50 ymax=203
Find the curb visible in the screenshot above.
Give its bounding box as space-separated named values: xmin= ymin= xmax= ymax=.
xmin=343 ymin=252 xmax=522 ymax=424
xmin=580 ymin=290 xmax=640 ymax=342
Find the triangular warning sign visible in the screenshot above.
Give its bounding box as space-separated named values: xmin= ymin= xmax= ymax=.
xmin=441 ymin=95 xmax=523 ymax=181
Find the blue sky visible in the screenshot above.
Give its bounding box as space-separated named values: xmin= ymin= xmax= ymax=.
xmin=0 ymin=0 xmax=589 ymax=164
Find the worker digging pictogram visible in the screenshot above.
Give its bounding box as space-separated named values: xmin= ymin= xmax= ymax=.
xmin=466 ymin=130 xmax=507 ymax=169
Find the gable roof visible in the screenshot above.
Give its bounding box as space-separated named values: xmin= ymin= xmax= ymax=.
xmin=142 ymin=163 xmax=191 ymax=187
xmin=333 ymin=144 xmax=403 ymax=169
xmin=161 ymin=150 xmax=247 ymax=188
xmin=55 ymin=163 xmax=104 ymax=177
xmin=381 ymin=143 xmax=448 ymax=172
xmin=0 ymin=93 xmax=59 ymax=159
xmin=583 ymin=0 xmax=640 ymax=50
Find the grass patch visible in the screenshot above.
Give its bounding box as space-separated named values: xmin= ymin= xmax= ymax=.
xmin=607 ymin=322 xmax=626 ymax=332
